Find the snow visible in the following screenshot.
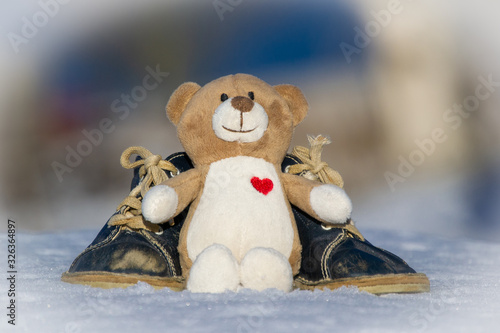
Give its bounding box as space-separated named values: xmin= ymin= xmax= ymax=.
xmin=1 ymin=228 xmax=499 ymax=333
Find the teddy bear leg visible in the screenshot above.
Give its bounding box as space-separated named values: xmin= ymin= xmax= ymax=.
xmin=240 ymin=247 xmax=293 ymax=292
xmin=187 ymin=244 xmax=240 ymax=293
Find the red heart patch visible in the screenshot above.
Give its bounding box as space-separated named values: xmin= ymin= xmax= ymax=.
xmin=251 ymin=177 xmax=274 ymax=195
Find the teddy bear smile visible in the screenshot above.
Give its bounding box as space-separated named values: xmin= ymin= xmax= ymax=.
xmin=212 ymin=98 xmax=269 ymax=143
xmin=222 ymin=125 xmax=256 ymax=133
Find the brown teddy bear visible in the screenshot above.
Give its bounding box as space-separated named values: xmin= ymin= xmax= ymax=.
xmin=142 ymin=74 xmax=352 ymax=293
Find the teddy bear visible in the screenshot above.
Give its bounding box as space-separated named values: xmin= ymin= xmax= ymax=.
xmin=141 ymin=74 xmax=353 ymax=293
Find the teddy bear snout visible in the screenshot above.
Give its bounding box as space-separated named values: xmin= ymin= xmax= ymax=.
xmin=231 ymin=96 xmax=254 ymax=113
xmin=212 ymin=95 xmax=268 ymax=143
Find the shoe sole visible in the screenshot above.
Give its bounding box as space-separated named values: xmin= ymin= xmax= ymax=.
xmin=61 ymin=271 xmax=185 ymax=291
xmin=294 ymin=273 xmax=430 ymax=295
xmin=62 ymin=272 xmax=429 ymax=294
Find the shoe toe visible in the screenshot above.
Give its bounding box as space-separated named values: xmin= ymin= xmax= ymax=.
xmin=327 ymin=240 xmax=416 ymax=279
xmin=68 ymin=228 xmax=178 ymax=277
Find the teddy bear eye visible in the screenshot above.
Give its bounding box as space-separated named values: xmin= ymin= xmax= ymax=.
xmin=248 ymin=91 xmax=255 ymax=100
xmin=221 ymin=93 xmax=229 ymax=102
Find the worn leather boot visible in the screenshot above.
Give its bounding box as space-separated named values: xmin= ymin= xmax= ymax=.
xmin=281 ymin=152 xmax=430 ymax=294
xmin=61 ymin=148 xmax=191 ymax=290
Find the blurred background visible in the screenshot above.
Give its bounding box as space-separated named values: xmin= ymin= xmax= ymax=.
xmin=1 ymin=0 xmax=499 ymax=242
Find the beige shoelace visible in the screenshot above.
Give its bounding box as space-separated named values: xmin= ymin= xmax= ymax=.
xmin=288 ymin=135 xmax=344 ymax=188
xmin=108 ymin=146 xmax=178 ymax=233
xmin=289 ymin=135 xmax=364 ymax=241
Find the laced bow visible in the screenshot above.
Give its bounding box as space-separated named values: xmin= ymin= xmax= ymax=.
xmin=108 ymin=146 xmax=178 ymax=233
xmin=288 ymin=135 xmax=344 ymax=188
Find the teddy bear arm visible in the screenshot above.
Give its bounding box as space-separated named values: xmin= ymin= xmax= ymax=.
xmin=159 ymin=168 xmax=202 ymax=216
xmin=281 ymin=173 xmax=322 ymax=219
xmin=142 ymin=169 xmax=201 ymax=223
xmin=281 ymin=173 xmax=352 ymax=225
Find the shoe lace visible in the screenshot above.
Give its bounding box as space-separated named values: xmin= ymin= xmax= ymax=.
xmin=288 ymin=135 xmax=344 ymax=188
xmin=288 ymin=135 xmax=365 ymax=241
xmin=108 ymin=146 xmax=179 ymax=233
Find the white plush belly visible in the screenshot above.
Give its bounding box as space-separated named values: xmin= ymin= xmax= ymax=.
xmin=186 ymin=156 xmax=293 ymax=262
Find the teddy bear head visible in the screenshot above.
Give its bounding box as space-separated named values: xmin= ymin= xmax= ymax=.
xmin=166 ymin=74 xmax=308 ymax=166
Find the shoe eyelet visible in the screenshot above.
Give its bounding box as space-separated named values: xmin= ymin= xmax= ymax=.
xmin=321 ymin=224 xmax=333 ymax=230
xmin=284 ymin=165 xmax=291 ymax=174
xmin=155 ymin=226 xmax=164 ymax=235
xmin=170 ymin=170 xmax=179 ymax=178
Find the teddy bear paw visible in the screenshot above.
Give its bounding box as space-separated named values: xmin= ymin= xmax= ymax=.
xmin=142 ymin=185 xmax=178 ymax=224
xmin=187 ymin=244 xmax=240 ymax=293
xmin=310 ymin=184 xmax=352 ymax=224
xmin=240 ymin=247 xmax=293 ymax=292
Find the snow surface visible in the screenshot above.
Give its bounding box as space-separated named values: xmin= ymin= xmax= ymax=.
xmin=1 ymin=228 xmax=499 ymax=333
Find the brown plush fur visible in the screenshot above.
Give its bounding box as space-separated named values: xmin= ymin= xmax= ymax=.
xmin=281 ymin=173 xmax=325 ymax=222
xmin=157 ymin=74 xmax=326 ymax=279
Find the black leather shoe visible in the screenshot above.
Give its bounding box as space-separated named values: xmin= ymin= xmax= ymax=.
xmin=282 ymin=156 xmax=430 ymax=294
xmin=61 ymin=150 xmax=192 ymax=289
xmin=292 ymin=209 xmax=430 ymax=294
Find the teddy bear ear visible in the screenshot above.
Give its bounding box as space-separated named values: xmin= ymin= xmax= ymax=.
xmin=166 ymin=82 xmax=201 ymax=125
xmin=273 ymin=84 xmax=309 ymax=126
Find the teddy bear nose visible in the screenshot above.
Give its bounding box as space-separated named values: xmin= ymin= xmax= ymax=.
xmin=231 ymin=96 xmax=254 ymax=113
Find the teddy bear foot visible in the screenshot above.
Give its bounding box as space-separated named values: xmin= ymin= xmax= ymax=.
xmin=240 ymin=247 xmax=293 ymax=292
xmin=187 ymin=244 xmax=240 ymax=293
